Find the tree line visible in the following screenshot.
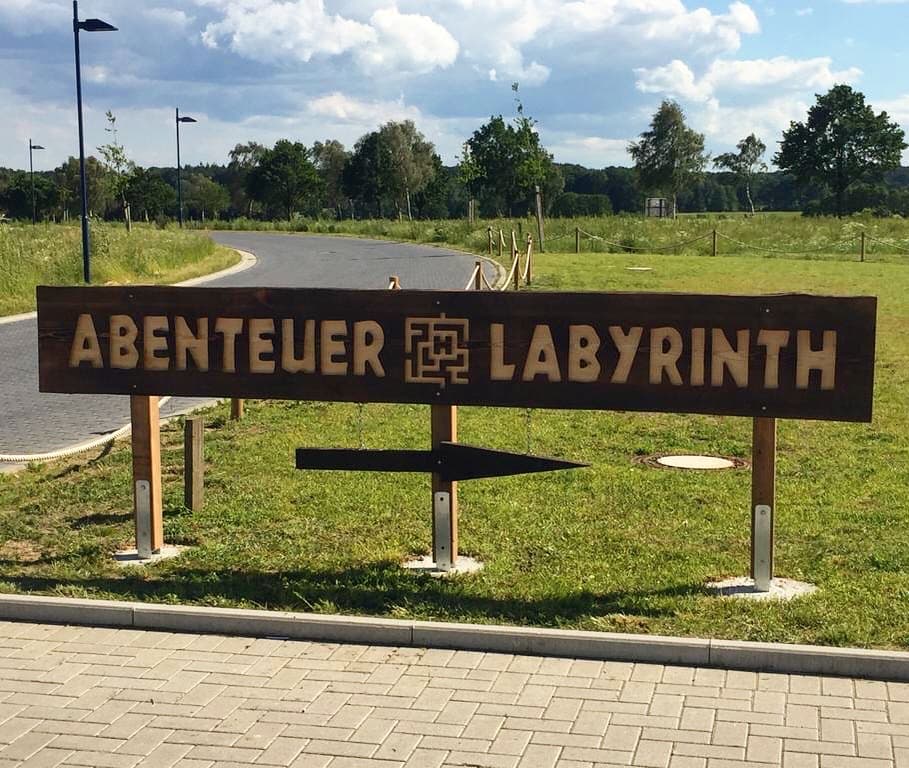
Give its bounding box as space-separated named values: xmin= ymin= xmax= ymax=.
xmin=2 ymin=84 xmax=908 ymax=224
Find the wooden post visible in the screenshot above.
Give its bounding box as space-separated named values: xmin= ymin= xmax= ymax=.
xmin=712 ymin=228 xmax=718 ymax=257
xmin=230 ymin=398 xmax=244 ymax=420
xmin=750 ymin=417 xmax=776 ymax=592
xmin=575 ymin=226 xmax=581 ymax=254
xmin=860 ymin=231 xmax=866 ymax=262
xmin=474 ymin=260 xmax=483 ymax=290
xmin=513 ymin=252 xmax=520 ymax=291
xmin=498 ymin=229 xmax=504 ymax=260
xmin=526 ymin=235 xmax=533 ymax=286
xmin=534 ymin=184 xmax=545 ymax=253
xmin=487 ymin=227 xmax=493 ymax=256
xmin=511 ymin=230 xmax=519 ymax=262
xmin=431 ymin=404 xmax=458 ymax=569
xmin=130 ymin=395 xmax=163 ymax=557
xmin=184 ymin=417 xmax=204 ymax=511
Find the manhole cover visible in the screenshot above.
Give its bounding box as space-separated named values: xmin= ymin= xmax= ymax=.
xmin=636 ymin=454 xmax=748 ymax=470
xmin=657 ymin=455 xmax=735 ymax=470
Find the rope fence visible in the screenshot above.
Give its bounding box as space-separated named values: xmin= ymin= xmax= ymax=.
xmin=558 ymin=226 xmax=909 ymax=262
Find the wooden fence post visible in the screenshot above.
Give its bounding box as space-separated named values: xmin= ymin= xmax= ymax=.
xmin=130 ymin=395 xmax=163 ymax=558
xmin=184 ymin=417 xmax=204 ymax=511
xmin=526 ymin=235 xmax=533 ymax=286
xmin=431 ymin=405 xmax=458 ymax=570
xmin=487 ymin=227 xmax=493 ymax=256
xmin=230 ymin=399 xmax=244 ymax=420
xmin=474 ymin=261 xmax=483 ymax=290
xmin=534 ymin=184 xmax=545 ymax=253
xmin=712 ymin=229 xmax=718 ymax=257
xmin=575 ymin=226 xmax=581 ymax=254
xmin=751 ymin=417 xmax=776 ymax=592
xmin=860 ymin=231 xmax=866 ymax=262
xmin=498 ymin=229 xmax=504 ymax=260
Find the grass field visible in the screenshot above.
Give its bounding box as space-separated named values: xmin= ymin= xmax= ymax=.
xmin=0 ymin=222 xmax=238 ymax=316
xmin=204 ymin=212 xmax=909 ymax=263
xmin=1 ymin=244 xmax=907 ymax=649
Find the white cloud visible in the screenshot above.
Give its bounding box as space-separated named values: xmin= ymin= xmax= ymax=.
xmin=547 ymin=135 xmax=631 ymax=166
xmin=307 ymin=92 xmax=421 ymax=124
xmin=199 ymin=0 xmax=458 ymax=76
xmin=795 ymin=7 xmax=814 ymax=15
xmin=636 ymin=56 xmax=861 ymax=102
xmin=693 ymin=95 xmax=809 ymax=150
xmin=195 ymin=1 xmax=762 ymax=85
xmin=142 ymin=7 xmax=195 ymax=29
xmin=355 ymin=7 xmax=458 ymax=75
xmin=200 ymin=0 xmax=376 ymax=63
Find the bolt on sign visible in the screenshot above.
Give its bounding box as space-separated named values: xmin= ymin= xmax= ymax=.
xmin=37 ymin=286 xmax=876 ymax=422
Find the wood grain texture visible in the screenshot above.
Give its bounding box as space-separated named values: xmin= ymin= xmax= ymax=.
xmin=184 ymin=417 xmax=204 ymax=511
xmin=37 ymin=286 xmax=877 ymax=422
xmin=130 ymin=395 xmax=163 ymax=552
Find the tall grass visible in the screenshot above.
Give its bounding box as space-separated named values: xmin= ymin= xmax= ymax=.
xmin=203 ymin=213 xmax=909 ymax=263
xmin=0 ymin=222 xmax=237 ymax=316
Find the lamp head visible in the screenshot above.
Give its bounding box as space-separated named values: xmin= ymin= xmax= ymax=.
xmin=79 ymin=18 xmax=117 ymax=32
xmin=177 ymin=116 xmax=198 ymax=123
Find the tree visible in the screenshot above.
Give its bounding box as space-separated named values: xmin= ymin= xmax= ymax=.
xmin=185 ymin=174 xmax=229 ymax=221
xmin=97 ymin=111 xmax=135 ymax=230
xmin=456 ymin=142 xmax=480 ymax=220
xmin=628 ymin=100 xmax=707 ymax=217
xmin=775 ymin=85 xmax=907 ymax=217
xmin=0 ymin=171 xmax=56 ymax=220
xmin=55 ymin=156 xmax=111 ymax=220
xmin=312 ymin=139 xmax=349 ymax=218
xmin=714 ymin=134 xmax=767 ymax=214
xmin=126 ymin=168 xmax=176 ymax=221
xmin=343 ymin=131 xmax=384 ymax=217
xmin=227 ymin=142 xmax=266 ymax=217
xmin=246 ymin=140 xmax=321 ymax=220
xmin=466 ymin=85 xmax=557 ymax=216
xmin=376 ymin=121 xmax=436 ymax=220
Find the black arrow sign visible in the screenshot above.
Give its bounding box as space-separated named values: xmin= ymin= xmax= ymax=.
xmin=296 ymin=441 xmax=587 ymax=482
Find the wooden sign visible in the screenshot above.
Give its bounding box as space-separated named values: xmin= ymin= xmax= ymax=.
xmin=37 ymin=285 xmax=877 ymax=422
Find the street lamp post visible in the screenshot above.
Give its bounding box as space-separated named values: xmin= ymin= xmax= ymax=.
xmin=29 ymin=140 xmax=45 ymax=225
xmin=175 ymin=108 xmax=197 ymax=227
xmin=72 ymin=0 xmax=117 ymax=283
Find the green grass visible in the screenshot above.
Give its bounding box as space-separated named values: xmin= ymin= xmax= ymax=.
xmin=0 ymin=222 xmax=238 ymax=316
xmin=203 ymin=213 xmax=909 ymax=263
xmin=1 ymin=247 xmax=908 ymax=649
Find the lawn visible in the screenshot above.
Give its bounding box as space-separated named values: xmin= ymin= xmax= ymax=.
xmin=1 ymin=246 xmax=908 ymax=649
xmin=0 ymin=222 xmax=238 ymax=316
xmin=205 ymin=212 xmax=909 ymax=264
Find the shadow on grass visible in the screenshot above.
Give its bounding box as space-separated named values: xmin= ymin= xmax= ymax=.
xmin=0 ymin=563 xmax=705 ymax=627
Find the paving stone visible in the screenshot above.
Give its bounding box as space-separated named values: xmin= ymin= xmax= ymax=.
xmin=0 ymin=619 xmax=907 ymax=768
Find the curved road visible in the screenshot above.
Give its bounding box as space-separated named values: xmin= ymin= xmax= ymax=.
xmin=0 ymin=233 xmax=495 ymax=457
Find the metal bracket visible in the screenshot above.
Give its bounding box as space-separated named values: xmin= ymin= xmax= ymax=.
xmin=753 ymin=504 xmax=772 ymax=592
xmin=433 ymin=491 xmax=452 ymax=572
xmin=136 ymin=480 xmax=152 ymax=560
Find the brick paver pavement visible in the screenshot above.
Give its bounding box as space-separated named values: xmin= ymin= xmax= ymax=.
xmin=0 ymin=620 xmax=907 ymax=768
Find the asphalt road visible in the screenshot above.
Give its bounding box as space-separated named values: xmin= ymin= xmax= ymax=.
xmin=0 ymin=233 xmax=494 ymax=457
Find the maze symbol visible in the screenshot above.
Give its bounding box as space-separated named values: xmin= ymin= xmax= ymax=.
xmin=404 ymin=314 xmax=470 ymax=386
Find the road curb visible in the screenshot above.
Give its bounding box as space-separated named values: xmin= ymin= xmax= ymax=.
xmin=1 ymin=594 xmax=906 ymax=681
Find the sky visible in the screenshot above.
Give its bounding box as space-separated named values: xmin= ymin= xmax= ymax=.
xmin=1 ymin=0 xmax=908 ymax=173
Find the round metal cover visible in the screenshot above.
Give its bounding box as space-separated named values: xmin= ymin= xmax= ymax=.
xmin=656 ymin=455 xmax=736 ymax=470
